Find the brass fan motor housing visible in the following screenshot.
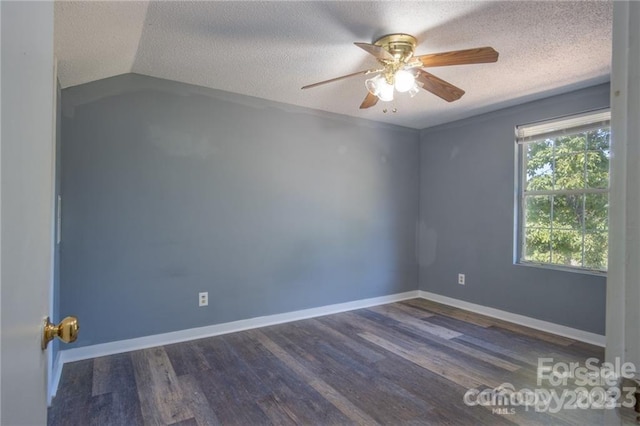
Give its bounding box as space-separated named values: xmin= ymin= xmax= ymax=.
xmin=373 ymin=33 xmax=417 ymax=61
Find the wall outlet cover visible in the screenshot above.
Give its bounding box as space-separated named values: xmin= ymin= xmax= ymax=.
xmin=199 ymin=292 xmax=208 ymax=307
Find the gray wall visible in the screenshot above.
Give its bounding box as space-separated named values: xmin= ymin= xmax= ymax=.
xmin=419 ymin=83 xmax=610 ymax=335
xmin=61 ymin=74 xmax=420 ymax=347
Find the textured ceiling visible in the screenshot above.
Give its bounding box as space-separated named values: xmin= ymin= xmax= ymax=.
xmin=54 ymin=1 xmax=612 ymax=129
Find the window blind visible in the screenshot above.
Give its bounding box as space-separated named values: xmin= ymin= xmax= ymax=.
xmin=515 ymin=109 xmax=610 ymax=144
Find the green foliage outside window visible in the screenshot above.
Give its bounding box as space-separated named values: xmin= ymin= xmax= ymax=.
xmin=522 ymin=128 xmax=610 ymax=271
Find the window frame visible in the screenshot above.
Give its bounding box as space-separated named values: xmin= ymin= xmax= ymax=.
xmin=514 ymin=109 xmax=610 ymax=275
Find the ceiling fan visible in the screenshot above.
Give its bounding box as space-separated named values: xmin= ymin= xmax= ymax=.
xmin=301 ymin=33 xmax=499 ymax=109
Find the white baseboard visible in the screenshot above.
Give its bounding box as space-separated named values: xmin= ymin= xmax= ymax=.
xmin=418 ymin=290 xmax=606 ymax=347
xmin=52 ymin=290 xmax=419 ymax=399
xmin=52 ymin=288 xmax=606 ymax=401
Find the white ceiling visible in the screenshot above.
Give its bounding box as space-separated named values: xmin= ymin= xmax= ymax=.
xmin=54 ymin=1 xmax=612 ymax=129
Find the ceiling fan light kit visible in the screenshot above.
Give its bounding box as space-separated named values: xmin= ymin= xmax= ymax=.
xmin=301 ymin=32 xmax=499 ymax=111
xmin=364 ymin=33 xmax=420 ymax=102
xmin=393 ymin=69 xmax=417 ymax=93
xmin=366 ymin=75 xmax=395 ymax=101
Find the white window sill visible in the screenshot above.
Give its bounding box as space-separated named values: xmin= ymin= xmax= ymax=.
xmin=515 ymin=261 xmax=607 ymax=277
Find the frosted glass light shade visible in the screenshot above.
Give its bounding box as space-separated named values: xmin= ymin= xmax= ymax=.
xmin=377 ymin=79 xmax=394 ymax=101
xmin=365 ymin=75 xmax=394 ymax=102
xmin=394 ymin=69 xmax=415 ymax=93
xmin=408 ymin=82 xmax=420 ymax=97
xmin=365 ymin=76 xmax=380 ymax=96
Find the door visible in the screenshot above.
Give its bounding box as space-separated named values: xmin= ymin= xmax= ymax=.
xmin=1 ymin=2 xmax=55 ymax=425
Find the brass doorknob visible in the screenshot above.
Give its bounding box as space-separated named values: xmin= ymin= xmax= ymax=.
xmin=42 ymin=316 xmax=79 ymax=350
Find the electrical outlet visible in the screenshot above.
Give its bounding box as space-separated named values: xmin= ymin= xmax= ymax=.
xmin=199 ymin=292 xmax=208 ymax=307
xmin=458 ymin=273 xmax=465 ymax=285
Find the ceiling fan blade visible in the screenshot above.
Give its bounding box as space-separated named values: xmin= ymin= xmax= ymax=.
xmin=415 ymin=70 xmax=465 ymax=102
xmin=354 ymin=42 xmax=395 ymax=61
xmin=301 ymin=69 xmax=377 ymax=90
xmin=416 ymin=47 xmax=498 ymax=68
xmin=359 ymin=92 xmax=379 ymax=109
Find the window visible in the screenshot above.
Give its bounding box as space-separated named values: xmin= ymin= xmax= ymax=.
xmin=516 ymin=110 xmax=610 ymax=272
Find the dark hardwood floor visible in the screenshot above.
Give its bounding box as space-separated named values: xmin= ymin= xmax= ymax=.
xmin=49 ymin=299 xmax=636 ymax=425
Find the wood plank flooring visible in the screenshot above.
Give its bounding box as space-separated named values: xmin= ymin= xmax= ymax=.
xmin=48 ymin=299 xmax=636 ymax=425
